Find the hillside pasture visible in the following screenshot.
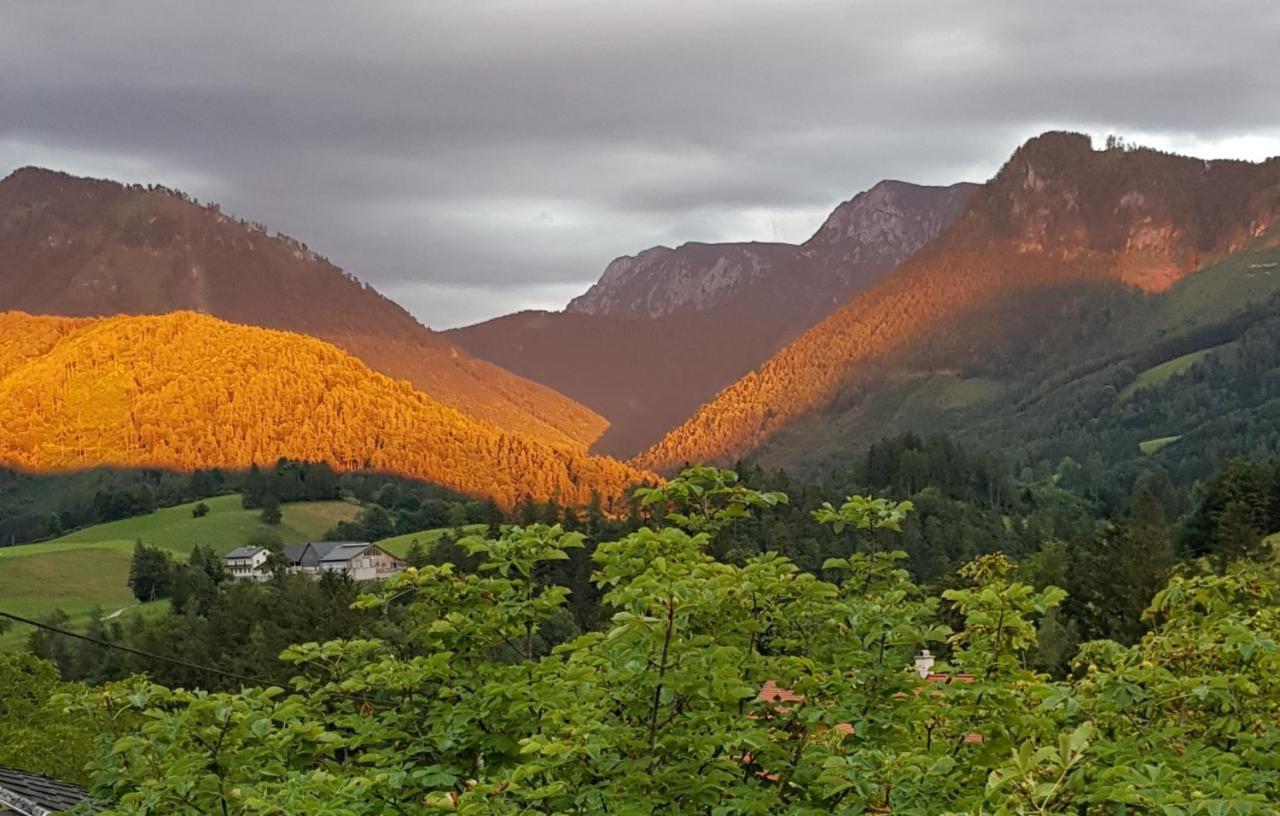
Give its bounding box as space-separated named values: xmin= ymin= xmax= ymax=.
xmin=377 ymin=524 xmax=489 ymax=558
xmin=1119 ymin=343 xmax=1236 ymax=401
xmin=0 ymin=495 xmax=359 ymax=650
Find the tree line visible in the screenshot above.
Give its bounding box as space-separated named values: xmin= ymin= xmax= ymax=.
xmin=0 ymin=458 xmax=472 ymax=547
xmin=21 ymin=436 xmax=1280 ymax=698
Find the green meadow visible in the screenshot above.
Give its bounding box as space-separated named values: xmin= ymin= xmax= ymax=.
xmin=0 ymin=495 xmax=359 ymax=650
xmin=376 ymin=523 xmax=488 ymax=558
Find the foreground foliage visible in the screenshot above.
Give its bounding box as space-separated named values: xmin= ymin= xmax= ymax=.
xmin=0 ymin=653 xmax=104 ymax=784
xmin=62 ymin=468 xmax=1280 ymax=813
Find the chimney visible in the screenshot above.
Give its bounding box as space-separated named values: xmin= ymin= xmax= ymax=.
xmin=914 ymin=649 xmax=935 ymax=678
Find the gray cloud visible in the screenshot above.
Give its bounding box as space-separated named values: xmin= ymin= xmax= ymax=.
xmin=2 ymin=0 xmax=1278 ymax=328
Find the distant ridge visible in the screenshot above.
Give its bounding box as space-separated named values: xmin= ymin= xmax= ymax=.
xmin=567 ymin=180 xmax=976 ymax=319
xmin=0 ymin=167 xmax=607 ymax=449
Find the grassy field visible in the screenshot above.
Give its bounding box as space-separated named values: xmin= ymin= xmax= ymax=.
xmin=48 ymin=494 xmax=359 ymax=556
xmin=0 ymin=494 xmax=359 ymax=650
xmin=377 ymin=524 xmax=488 ymax=558
xmin=1147 ymin=239 xmax=1280 ymax=337
xmin=926 ymin=374 xmax=1005 ymax=411
xmin=1119 ymin=343 xmax=1236 ymax=401
xmin=1139 ymin=435 xmax=1182 ymax=456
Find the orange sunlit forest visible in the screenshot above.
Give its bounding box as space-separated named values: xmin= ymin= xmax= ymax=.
xmin=0 ymin=311 xmax=651 ymax=507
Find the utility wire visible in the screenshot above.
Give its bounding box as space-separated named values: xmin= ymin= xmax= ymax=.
xmin=0 ymin=608 xmax=284 ymax=688
xmin=0 ymin=609 xmax=411 ymax=708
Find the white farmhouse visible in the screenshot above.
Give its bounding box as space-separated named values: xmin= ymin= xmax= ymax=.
xmin=223 ymin=546 xmax=273 ymax=582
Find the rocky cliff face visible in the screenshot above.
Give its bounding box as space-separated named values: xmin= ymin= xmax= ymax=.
xmin=566 ymin=242 xmax=797 ymax=318
xmin=804 ymin=179 xmax=976 ymax=282
xmin=975 ymin=132 xmax=1279 ymax=289
xmin=566 ymin=180 xmax=977 ymax=319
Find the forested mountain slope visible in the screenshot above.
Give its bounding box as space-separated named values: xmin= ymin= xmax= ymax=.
xmin=0 ymin=168 xmax=605 ymax=448
xmin=0 ymin=312 xmax=650 ymax=507
xmin=640 ymin=132 xmax=1280 ymax=473
xmin=751 ymin=232 xmax=1280 ymax=486
xmin=450 ymin=181 xmax=975 ymax=457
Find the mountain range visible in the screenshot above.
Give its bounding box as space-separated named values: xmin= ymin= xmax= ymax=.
xmin=3 ymin=131 xmax=1279 ymax=507
xmin=637 ymin=132 xmax=1280 ymax=472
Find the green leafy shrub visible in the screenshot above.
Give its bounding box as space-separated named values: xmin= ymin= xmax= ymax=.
xmin=63 ymin=468 xmax=1280 ymax=814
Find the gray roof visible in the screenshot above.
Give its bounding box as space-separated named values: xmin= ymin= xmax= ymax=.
xmin=224 ymin=546 xmax=267 ymax=560
xmin=282 ymin=542 xmax=394 ymax=568
xmin=0 ymin=765 xmax=92 ymax=815
xmin=313 ymin=542 xmax=373 ymax=562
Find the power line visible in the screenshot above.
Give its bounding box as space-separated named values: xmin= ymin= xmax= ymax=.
xmin=0 ymin=609 xmax=285 ymax=689
xmin=0 ymin=609 xmax=416 ymax=710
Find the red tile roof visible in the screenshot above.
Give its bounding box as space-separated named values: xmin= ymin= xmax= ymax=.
xmin=755 ymin=678 xmax=981 ymax=743
xmin=754 ymin=682 xmax=852 ymax=735
xmin=756 ymin=681 xmax=804 ymax=704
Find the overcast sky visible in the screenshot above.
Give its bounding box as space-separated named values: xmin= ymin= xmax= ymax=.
xmin=3 ymin=1 xmax=1278 ymax=329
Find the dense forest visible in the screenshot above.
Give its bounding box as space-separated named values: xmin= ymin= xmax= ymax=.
xmin=0 ymin=458 xmax=482 ymax=546
xmin=13 ymin=436 xmax=1279 ymax=688
xmin=0 ymin=311 xmax=651 ymax=508
xmin=979 ymin=289 xmax=1280 ymax=488
xmin=2 ymin=464 xmax=1276 ymax=813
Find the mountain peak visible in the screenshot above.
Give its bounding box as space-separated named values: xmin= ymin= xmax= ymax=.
xmin=0 ymin=166 xmax=610 ymax=449
xmin=3 ymin=165 xmax=67 ymax=183
xmin=2 ymin=165 xmax=175 ymax=196
xmin=0 ymin=166 xmax=119 ymax=201
xmin=566 ymin=181 xmax=976 ymax=320
xmin=1009 ymin=130 xmax=1094 ymax=161
xmin=969 ymin=131 xmax=1280 ymax=290
xmin=565 ymin=241 xmax=793 ymax=318
xmin=804 ymin=180 xmax=977 ymax=251
xmin=638 ymin=136 xmax=1280 ymax=473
